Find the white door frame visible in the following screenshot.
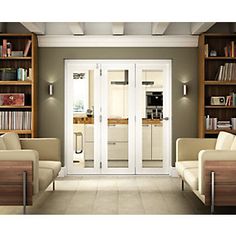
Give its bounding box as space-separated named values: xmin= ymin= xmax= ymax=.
xmin=64 ymin=60 xmax=172 ymax=175
xmin=135 ymin=61 xmax=172 ymax=174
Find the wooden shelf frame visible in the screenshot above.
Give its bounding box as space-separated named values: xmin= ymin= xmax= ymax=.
xmin=198 ymin=33 xmax=236 ymax=138
xmin=0 ymin=81 xmax=32 ymax=85
xmin=0 ymin=57 xmax=32 ymax=60
xmin=0 ymin=33 xmax=37 ymax=137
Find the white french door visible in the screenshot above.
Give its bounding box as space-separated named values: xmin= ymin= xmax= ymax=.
xmin=100 ymin=63 xmax=135 ymax=174
xmin=65 ymin=60 xmax=171 ymax=175
xmin=135 ymin=61 xmax=172 ymax=174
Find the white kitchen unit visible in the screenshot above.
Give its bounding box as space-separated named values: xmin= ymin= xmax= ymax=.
xmin=142 ymin=124 xmax=152 ymax=160
xmin=152 ymin=124 xmax=163 ymax=160
xmin=65 ymin=60 xmax=171 ymax=175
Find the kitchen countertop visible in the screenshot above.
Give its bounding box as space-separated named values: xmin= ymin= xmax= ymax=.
xmin=73 ymin=117 xmax=162 ymax=125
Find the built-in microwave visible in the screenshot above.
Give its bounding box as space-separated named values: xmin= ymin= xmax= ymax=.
xmin=146 ymin=91 xmax=163 ymax=108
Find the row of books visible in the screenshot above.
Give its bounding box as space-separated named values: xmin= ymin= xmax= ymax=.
xmin=0 ymin=39 xmax=32 ymax=57
xmin=224 ymin=41 xmax=235 ymax=57
xmin=0 ymin=111 xmax=31 ymax=130
xmin=225 ymin=93 xmax=236 ymax=106
xmin=17 ymin=68 xmax=32 ymax=81
xmin=204 ymin=41 xmax=236 ymax=58
xmin=205 ymin=116 xmax=236 ymax=130
xmin=215 ymin=63 xmax=236 ymax=81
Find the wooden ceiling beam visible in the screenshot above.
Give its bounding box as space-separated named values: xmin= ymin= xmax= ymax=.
xmin=191 ymin=22 xmax=215 ymax=34
xmin=152 ymin=22 xmax=170 ymax=35
xmin=112 ymin=22 xmax=125 ymax=35
xmin=67 ymin=23 xmax=84 ymax=35
xmin=21 ymin=22 xmax=45 ymax=35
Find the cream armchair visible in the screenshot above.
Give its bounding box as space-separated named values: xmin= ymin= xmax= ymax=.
xmin=176 ymin=131 xmax=236 ymax=213
xmin=0 ymin=133 xmax=61 ymax=214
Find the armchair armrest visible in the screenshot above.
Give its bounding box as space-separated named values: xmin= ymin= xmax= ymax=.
xmin=176 ymin=138 xmax=216 ymax=162
xmin=20 ymin=138 xmax=61 ymax=162
xmin=0 ymin=150 xmax=39 ymax=195
xmin=198 ymin=150 xmax=236 ymax=195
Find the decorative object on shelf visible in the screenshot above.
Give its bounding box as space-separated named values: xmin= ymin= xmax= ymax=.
xmin=209 ymin=50 xmax=217 ymax=57
xmin=11 ymin=51 xmax=23 ymax=57
xmin=0 ymin=93 xmax=24 ymax=106
xmin=48 ymin=83 xmax=54 ymax=96
xmin=210 ymin=96 xmax=225 ymax=106
xmin=0 ymin=68 xmax=17 ymax=81
xmin=231 ymin=118 xmax=236 ymax=130
xmin=182 ymin=84 xmax=188 ymax=96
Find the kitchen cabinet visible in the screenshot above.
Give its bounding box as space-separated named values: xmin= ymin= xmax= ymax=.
xmin=108 ymin=124 xmax=128 ymax=160
xmin=84 ymin=124 xmax=94 ymax=160
xmin=152 ymin=124 xmax=163 ymax=160
xmin=142 ymin=124 xmax=152 ymax=160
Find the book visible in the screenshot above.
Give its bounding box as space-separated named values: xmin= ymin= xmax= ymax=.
xmin=0 ymin=93 xmax=25 ymax=106
xmin=23 ymin=40 xmax=32 ymax=57
xmin=231 ymin=41 xmax=235 ymax=57
xmin=2 ymin=39 xmax=7 ymax=57
xmin=204 ymin=44 xmax=209 ymax=57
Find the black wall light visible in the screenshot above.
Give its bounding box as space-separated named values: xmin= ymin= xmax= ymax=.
xmin=183 ymin=84 xmax=188 ymax=96
xmin=48 ymin=83 xmax=54 ymax=96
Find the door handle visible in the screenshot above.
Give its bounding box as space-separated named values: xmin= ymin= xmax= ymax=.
xmin=163 ymin=117 xmax=169 ymax=121
xmin=74 ymin=132 xmax=83 ymax=154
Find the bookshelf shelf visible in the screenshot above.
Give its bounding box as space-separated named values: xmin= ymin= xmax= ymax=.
xmin=0 ymin=106 xmax=32 ymax=109
xmin=0 ymin=34 xmax=37 ymax=137
xmin=0 ymin=81 xmax=32 ymax=85
xmin=199 ymin=33 xmax=236 ymax=138
xmin=205 ymin=129 xmax=236 ymax=135
xmin=0 ymin=57 xmax=32 ymax=60
xmin=205 ymin=81 xmax=236 ymax=85
xmin=205 ymin=57 xmax=236 ymax=60
xmin=205 ymin=106 xmax=236 ymax=109
xmin=0 ymin=130 xmax=32 ymax=134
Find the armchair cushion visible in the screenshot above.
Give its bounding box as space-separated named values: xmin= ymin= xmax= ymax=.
xmin=176 ymin=160 xmax=198 ymax=178
xmin=183 ymin=168 xmax=198 ymax=190
xmin=215 ymin=131 xmax=235 ymax=150
xmin=39 ymin=168 xmax=54 ymax=191
xmin=2 ymin=133 xmax=21 ymax=150
xmin=0 ymin=136 xmax=6 ymax=150
xmin=230 ymin=137 xmax=236 ymax=150
xmin=39 ymin=161 xmax=61 ymax=178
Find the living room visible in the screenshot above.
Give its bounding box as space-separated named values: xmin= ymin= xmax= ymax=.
xmin=1 ymin=0 xmax=235 ymax=235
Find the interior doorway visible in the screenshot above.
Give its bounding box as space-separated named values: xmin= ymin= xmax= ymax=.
xmin=65 ymin=60 xmax=172 ymax=175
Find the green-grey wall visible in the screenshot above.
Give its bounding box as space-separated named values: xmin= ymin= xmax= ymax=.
xmin=38 ymin=47 xmax=198 ymax=166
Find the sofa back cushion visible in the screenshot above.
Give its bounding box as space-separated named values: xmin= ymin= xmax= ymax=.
xmin=2 ymin=133 xmax=21 ymax=150
xmin=215 ymin=131 xmax=235 ymax=150
xmin=0 ymin=136 xmax=6 ymax=150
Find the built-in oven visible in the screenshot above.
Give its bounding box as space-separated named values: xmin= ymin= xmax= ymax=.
xmin=146 ymin=91 xmax=163 ymax=119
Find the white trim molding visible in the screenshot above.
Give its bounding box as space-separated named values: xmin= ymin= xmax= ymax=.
xmin=38 ymin=35 xmax=198 ymax=47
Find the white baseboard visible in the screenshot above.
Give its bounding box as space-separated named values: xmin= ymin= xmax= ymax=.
xmin=58 ymin=167 xmax=67 ymax=177
xmin=170 ymin=167 xmax=179 ymax=177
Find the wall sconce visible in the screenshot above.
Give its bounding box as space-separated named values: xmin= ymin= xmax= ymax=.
xmin=183 ymin=84 xmax=188 ymax=96
xmin=48 ymin=83 xmax=54 ymax=96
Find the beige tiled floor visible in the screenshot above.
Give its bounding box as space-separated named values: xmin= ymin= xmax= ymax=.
xmin=1 ymin=175 xmax=236 ymax=215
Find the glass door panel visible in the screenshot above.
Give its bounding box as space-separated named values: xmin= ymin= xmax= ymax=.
xmin=136 ymin=63 xmax=171 ymax=174
xmin=65 ymin=61 xmax=100 ymax=174
xmin=101 ymin=65 xmax=135 ymax=174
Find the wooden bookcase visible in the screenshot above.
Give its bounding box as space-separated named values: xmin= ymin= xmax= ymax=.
xmin=0 ymin=34 xmax=37 ymax=137
xmin=198 ymin=33 xmax=236 ymax=138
